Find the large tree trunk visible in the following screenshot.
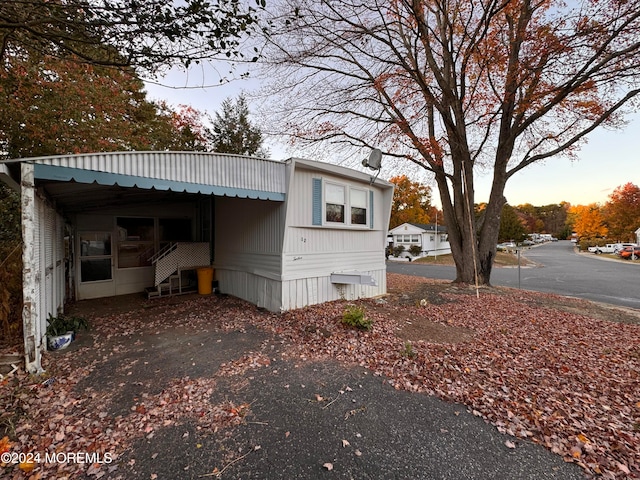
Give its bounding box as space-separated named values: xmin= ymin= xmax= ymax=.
xmin=435 ymin=163 xmax=482 ymax=285
xmin=436 ymin=159 xmax=508 ymax=286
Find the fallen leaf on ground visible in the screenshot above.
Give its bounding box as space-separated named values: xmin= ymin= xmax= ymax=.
xmin=2 ymin=274 xmax=638 ymax=479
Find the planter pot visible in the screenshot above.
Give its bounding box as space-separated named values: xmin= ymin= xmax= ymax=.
xmin=48 ymin=332 xmax=74 ymax=350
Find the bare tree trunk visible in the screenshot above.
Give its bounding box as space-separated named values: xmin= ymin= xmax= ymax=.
xmin=435 ymin=159 xmax=489 ymax=285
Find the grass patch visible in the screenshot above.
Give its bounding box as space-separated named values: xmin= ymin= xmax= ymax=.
xmin=412 ymin=252 xmax=533 ymax=267
xmin=413 ymin=254 xmax=456 ymax=265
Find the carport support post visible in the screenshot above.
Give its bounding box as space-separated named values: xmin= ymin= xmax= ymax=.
xmin=21 ymin=162 xmax=43 ymax=374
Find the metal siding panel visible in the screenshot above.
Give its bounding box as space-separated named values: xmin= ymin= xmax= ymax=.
xmin=56 ymin=212 xmax=65 ymax=311
xmin=216 ymin=197 xmax=285 ymax=258
xmin=216 ymin=269 xmax=283 ymax=312
xmin=279 ymin=268 xmax=386 ymax=310
xmin=283 ymin=227 xmax=384 ymax=280
xmin=33 ymin=152 xmax=286 ymax=195
xmin=306 ymin=277 xmax=318 ymax=304
xmin=34 ymin=197 xmax=42 ymax=339
xmin=44 ymin=205 xmax=54 ymax=317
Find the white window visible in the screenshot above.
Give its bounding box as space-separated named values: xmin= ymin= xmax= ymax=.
xmin=117 ymin=217 xmax=155 ymax=268
xmin=351 ymin=189 xmax=367 ymax=225
xmin=325 ymin=183 xmax=345 ymax=223
xmin=411 ymin=235 xmax=419 ymax=243
xmin=317 ymin=180 xmax=370 ymax=228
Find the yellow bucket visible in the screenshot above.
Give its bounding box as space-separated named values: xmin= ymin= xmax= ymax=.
xmin=196 ymin=267 xmax=214 ymax=295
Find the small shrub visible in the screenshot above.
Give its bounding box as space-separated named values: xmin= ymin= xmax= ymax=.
xmin=578 ymin=237 xmax=605 ymax=251
xmin=401 ymin=341 xmax=416 ymax=359
xmin=45 ymin=314 xmax=89 ymax=337
xmin=342 ymin=305 xmax=373 ymax=331
xmin=408 ymin=245 xmax=422 ymax=257
xmin=392 ymin=245 xmax=405 ymax=257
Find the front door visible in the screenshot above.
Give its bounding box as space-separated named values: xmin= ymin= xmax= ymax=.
xmin=76 ymin=231 xmax=115 ymax=299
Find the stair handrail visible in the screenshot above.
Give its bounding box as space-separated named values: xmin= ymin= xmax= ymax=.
xmin=150 ymin=242 xmax=177 ymax=264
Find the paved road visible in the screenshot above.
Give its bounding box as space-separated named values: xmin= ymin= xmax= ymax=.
xmin=387 ymin=240 xmax=640 ymax=310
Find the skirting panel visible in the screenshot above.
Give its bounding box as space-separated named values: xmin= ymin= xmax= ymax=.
xmin=216 ymin=269 xmax=283 ymax=312
xmin=281 ymin=269 xmax=387 ymax=311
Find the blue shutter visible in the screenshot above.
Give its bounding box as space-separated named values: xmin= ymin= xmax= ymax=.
xmin=312 ymin=178 xmax=322 ymax=225
xmin=369 ymin=190 xmax=374 ymax=229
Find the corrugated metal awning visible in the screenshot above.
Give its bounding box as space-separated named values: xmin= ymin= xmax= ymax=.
xmin=34 ymin=164 xmax=285 ymax=201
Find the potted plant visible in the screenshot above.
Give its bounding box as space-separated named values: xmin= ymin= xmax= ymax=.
xmin=46 ymin=314 xmax=89 ymax=350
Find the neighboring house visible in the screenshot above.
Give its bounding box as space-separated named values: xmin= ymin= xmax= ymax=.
xmin=635 ymin=227 xmax=640 ymax=245
xmin=388 ymin=222 xmax=451 ymax=257
xmin=0 ymin=152 xmax=394 ymax=373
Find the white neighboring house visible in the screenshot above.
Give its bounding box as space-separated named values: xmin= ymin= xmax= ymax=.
xmin=0 ymin=151 xmax=394 ymax=373
xmin=388 ymin=222 xmax=451 ymax=259
xmin=635 ymin=227 xmax=640 ymax=245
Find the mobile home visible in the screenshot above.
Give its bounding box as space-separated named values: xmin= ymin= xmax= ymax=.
xmin=1 ymin=152 xmax=394 ymax=372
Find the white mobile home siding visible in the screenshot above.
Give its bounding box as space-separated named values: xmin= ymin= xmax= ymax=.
xmin=4 ymin=152 xmax=394 ymax=373
xmin=214 ymin=196 xmax=285 ymax=311
xmin=280 ymin=163 xmax=392 ymax=310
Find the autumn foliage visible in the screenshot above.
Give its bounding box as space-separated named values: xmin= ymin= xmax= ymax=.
xmin=604 ymin=183 xmax=640 ymax=242
xmin=388 ymin=175 xmax=437 ymax=229
xmin=0 ymin=53 xmax=212 ymax=159
xmin=565 ymin=182 xmax=640 ymax=243
xmin=569 ymin=204 xmax=609 ymax=240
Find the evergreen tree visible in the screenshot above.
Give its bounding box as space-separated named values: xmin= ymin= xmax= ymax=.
xmin=498 ymin=204 xmax=527 ymax=243
xmin=210 ymin=95 xmax=267 ymax=157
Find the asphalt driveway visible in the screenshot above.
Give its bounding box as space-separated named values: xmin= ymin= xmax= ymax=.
xmin=59 ymin=293 xmax=585 ymax=480
xmin=118 ymin=356 xmax=584 ymax=480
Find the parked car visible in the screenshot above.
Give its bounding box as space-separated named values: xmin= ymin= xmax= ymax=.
xmin=619 ymin=246 xmax=640 ymax=259
xmin=497 ymin=242 xmax=516 ymax=251
xmin=588 ymin=244 xmax=617 ymax=254
xmin=615 ymin=243 xmax=638 ymax=255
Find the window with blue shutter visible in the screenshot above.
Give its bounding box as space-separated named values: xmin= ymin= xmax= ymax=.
xmin=312 ymin=178 xmax=373 ymax=229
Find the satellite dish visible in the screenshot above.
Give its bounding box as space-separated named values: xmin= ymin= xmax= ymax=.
xmin=362 ymin=148 xmax=382 ymax=170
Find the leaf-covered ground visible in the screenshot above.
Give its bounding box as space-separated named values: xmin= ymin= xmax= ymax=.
xmin=1 ymin=273 xmax=639 ymax=479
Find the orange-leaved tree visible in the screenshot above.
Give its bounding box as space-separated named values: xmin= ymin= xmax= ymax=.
xmin=569 ymin=204 xmax=608 ymax=240
xmin=261 ymin=0 xmax=640 ymax=285
xmin=389 ymin=175 xmax=437 ymax=229
xmin=604 ymin=183 xmax=640 ymax=242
